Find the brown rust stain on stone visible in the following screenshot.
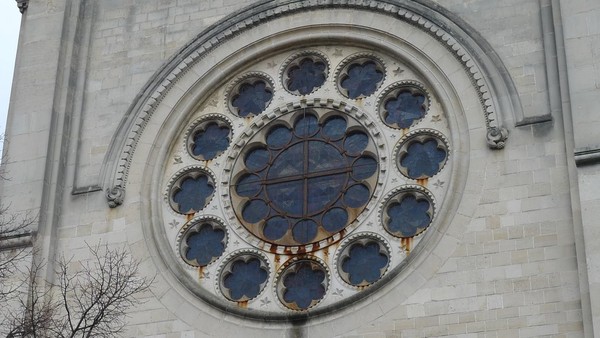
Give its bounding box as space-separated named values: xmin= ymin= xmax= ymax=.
xmin=274 ymin=254 xmax=281 ymax=271
xmin=400 ymin=237 xmax=412 ymax=254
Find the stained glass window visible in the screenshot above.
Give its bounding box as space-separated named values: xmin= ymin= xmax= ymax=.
xmin=231 ymin=81 xmax=273 ymax=117
xmin=287 ymin=58 xmax=327 ymax=95
xmin=383 ymin=91 xmax=427 ymax=129
xmin=171 ymin=173 xmax=214 ymax=214
xmin=400 ymin=139 xmax=447 ymax=179
xmin=232 ymin=111 xmax=378 ymax=246
xmin=340 ymin=61 xmax=384 ymax=99
xmin=281 ymin=261 xmax=327 ymax=310
xmin=341 ymin=242 xmax=389 ymax=285
xmin=385 ymin=194 xmax=432 ymax=238
xmin=222 ymin=257 xmax=268 ymax=301
xmin=184 ymin=224 xmax=226 ymax=266
xmin=190 ymin=122 xmax=231 ymax=160
xmin=166 ymin=47 xmax=452 ymax=315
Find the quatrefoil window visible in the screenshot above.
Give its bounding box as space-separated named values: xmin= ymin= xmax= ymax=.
xmin=337 ymin=57 xmax=385 ymax=99
xmin=180 ymin=220 xmax=226 ymax=267
xmin=277 ymin=260 xmax=328 ymax=310
xmin=383 ymin=190 xmax=434 ymax=238
xmin=382 ymin=89 xmax=428 ymax=129
xmin=220 ymin=255 xmax=269 ymax=302
xmin=169 ymin=170 xmax=215 ymax=214
xmin=284 ymin=55 xmax=328 ymax=95
xmin=228 ymin=75 xmax=274 ymax=117
xmin=187 ymin=120 xmax=232 ymax=161
xmin=339 ymin=237 xmax=390 ymax=286
xmin=396 ymin=131 xmax=448 ymax=180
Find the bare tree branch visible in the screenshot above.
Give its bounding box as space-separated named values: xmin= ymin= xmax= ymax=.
xmin=0 ymin=208 xmax=36 ymax=314
xmin=4 ymin=259 xmax=59 ymax=338
xmin=2 ymin=243 xmax=153 ymax=337
xmin=57 ymin=243 xmax=153 ymax=338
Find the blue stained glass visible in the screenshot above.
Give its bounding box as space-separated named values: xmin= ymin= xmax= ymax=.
xmin=321 ymin=208 xmax=348 ymax=233
xmin=352 ymin=156 xmax=378 ymax=180
xmin=172 ymin=175 xmax=214 ymax=214
xmin=245 ymin=148 xmax=270 ymax=172
xmin=386 ymin=195 xmax=431 ymax=237
xmin=307 ymin=174 xmax=346 ymax=214
xmin=322 ymin=116 xmax=347 ymax=140
xmin=287 ymin=59 xmax=327 ymax=95
xmin=236 ymin=174 xmax=262 ymax=197
xmin=192 ymin=123 xmax=230 ymax=160
xmin=233 ymin=112 xmax=379 ymax=244
xmin=400 ymin=139 xmax=446 ymax=178
xmin=294 ymin=114 xmax=319 ymax=138
xmin=223 ymin=258 xmax=268 ymax=300
xmin=263 ymin=216 xmax=289 ymax=240
xmin=340 ymin=61 xmax=384 ymax=99
xmin=283 ymin=262 xmax=326 ymax=309
xmin=266 ymin=126 xmax=292 ymax=149
xmin=268 ymin=142 xmax=304 ymax=179
xmin=341 ymin=242 xmax=388 ymax=285
xmin=384 ymin=91 xmax=426 ymax=128
xmin=292 ymin=219 xmax=318 ymax=244
xmin=344 ymin=132 xmax=369 ymax=155
xmin=307 ymin=141 xmax=345 ymax=173
xmin=242 ymin=199 xmax=269 ymax=223
xmin=185 ymin=224 xmax=225 ymax=266
xmin=266 ymin=180 xmax=304 ymax=216
xmin=344 ymin=184 xmax=370 ymax=208
xmin=231 ymin=81 xmax=273 ymax=117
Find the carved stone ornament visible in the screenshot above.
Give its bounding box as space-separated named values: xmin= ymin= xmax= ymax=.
xmin=15 ymin=0 xmax=28 ymax=13
xmin=106 ymin=186 xmax=125 ymax=208
xmin=486 ymin=127 xmax=509 ymax=149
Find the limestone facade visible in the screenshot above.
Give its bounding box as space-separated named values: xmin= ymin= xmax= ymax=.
xmin=2 ymin=0 xmax=600 ymax=337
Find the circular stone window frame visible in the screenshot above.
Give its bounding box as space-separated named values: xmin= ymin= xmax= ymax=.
xmin=217 ymin=250 xmax=271 ymax=303
xmin=377 ymin=80 xmax=432 ymax=130
xmin=280 ymin=50 xmax=330 ymax=96
xmin=380 ymin=185 xmax=436 ymax=239
xmin=394 ymin=128 xmax=450 ymax=180
xmin=136 ymin=31 xmax=471 ymax=323
xmin=335 ymin=232 xmax=392 ymax=288
xmin=104 ymin=1 xmax=519 ymax=331
xmin=177 ymin=215 xmax=229 ymax=268
xmin=274 ymin=255 xmax=330 ymax=311
xmin=184 ymin=114 xmax=234 ymax=161
xmin=334 ymin=53 xmax=387 ymax=100
xmin=225 ymin=103 xmax=384 ymax=252
xmin=166 ymin=166 xmax=217 ymax=215
xmin=225 ymin=72 xmax=275 ymax=118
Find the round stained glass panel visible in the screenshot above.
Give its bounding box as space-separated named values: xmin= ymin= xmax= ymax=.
xmin=230 ymin=108 xmax=379 ymax=247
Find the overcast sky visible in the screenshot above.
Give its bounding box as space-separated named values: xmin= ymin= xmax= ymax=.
xmin=0 ymin=2 xmax=22 ymax=139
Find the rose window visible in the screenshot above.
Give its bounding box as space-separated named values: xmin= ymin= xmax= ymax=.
xmin=162 ymin=46 xmax=453 ymax=316
xmin=231 ymin=110 xmax=378 ymax=246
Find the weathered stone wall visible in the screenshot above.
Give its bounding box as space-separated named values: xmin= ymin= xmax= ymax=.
xmin=2 ymin=0 xmax=598 ymax=337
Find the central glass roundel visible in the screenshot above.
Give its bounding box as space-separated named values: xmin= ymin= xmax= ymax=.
xmin=231 ymin=109 xmax=379 ymax=246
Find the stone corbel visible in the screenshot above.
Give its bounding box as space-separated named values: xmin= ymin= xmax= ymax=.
xmin=486 ymin=127 xmax=509 ymax=149
xmin=106 ymin=186 xmax=125 ymax=208
xmin=15 ymin=0 xmax=28 ymax=13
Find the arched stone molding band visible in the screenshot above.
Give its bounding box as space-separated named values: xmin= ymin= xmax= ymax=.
xmin=131 ymin=8 xmax=474 ymax=326
xmin=100 ymin=0 xmax=516 ymax=208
